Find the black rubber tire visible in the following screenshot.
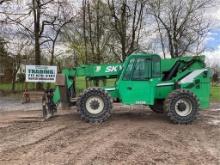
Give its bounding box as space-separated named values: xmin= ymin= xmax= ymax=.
xmin=164 ymin=89 xmax=199 ymax=124
xmin=149 ymin=100 xmax=164 ymax=113
xmin=77 ymin=88 xmax=112 ymax=123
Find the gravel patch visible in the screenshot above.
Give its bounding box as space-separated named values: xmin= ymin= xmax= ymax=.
xmin=0 ymin=97 xmax=41 ymax=112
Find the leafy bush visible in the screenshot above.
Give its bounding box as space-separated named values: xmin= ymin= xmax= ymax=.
xmin=17 ymin=73 xmax=25 ymax=82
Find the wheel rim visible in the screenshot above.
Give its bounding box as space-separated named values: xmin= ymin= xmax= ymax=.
xmin=86 ymin=96 xmax=104 ymax=115
xmin=175 ymin=98 xmax=192 ymax=117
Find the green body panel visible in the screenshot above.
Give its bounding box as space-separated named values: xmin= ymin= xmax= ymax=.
xmin=116 ymin=78 xmax=160 ymax=105
xmin=179 ymin=73 xmax=211 ymax=109
xmin=104 ymin=87 xmax=118 ymax=99
xmin=53 ymin=87 xmax=61 ymax=103
xmin=155 ymin=85 xmax=173 ymax=99
xmin=62 ymin=68 xmax=76 ymax=88
xmin=154 ymin=77 xmax=211 ymax=109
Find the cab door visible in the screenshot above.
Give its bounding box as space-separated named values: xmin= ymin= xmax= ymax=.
xmin=117 ymin=57 xmax=159 ymax=105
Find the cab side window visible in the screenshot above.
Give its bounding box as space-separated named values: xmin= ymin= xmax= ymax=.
xmin=123 ymin=58 xmax=135 ymax=80
xmin=123 ymin=56 xmax=161 ymax=81
xmin=152 ymin=56 xmax=161 ymax=77
xmin=131 ymin=58 xmax=151 ymax=80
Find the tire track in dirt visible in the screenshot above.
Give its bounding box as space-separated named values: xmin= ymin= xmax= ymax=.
xmin=0 ymin=113 xmax=100 ymax=164
xmin=68 ymin=122 xmax=145 ymax=165
xmin=0 ymin=125 xmax=69 ymax=152
xmin=66 ymin=115 xmax=170 ymax=164
xmin=0 ymin=108 xmax=219 ymax=164
xmin=10 ymin=119 xmax=146 ymax=165
xmin=21 ymin=113 xmax=220 ymax=164
xmin=0 ymin=117 xmax=51 ymax=144
xmin=85 ymin=114 xmax=220 ymax=165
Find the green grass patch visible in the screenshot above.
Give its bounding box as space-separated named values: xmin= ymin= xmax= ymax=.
xmin=210 ymin=86 xmax=220 ymax=102
xmin=0 ymin=83 xmax=55 ymax=92
xmin=0 ymin=78 xmax=115 ymax=93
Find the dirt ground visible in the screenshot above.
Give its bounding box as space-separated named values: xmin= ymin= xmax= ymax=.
xmin=0 ymin=102 xmax=220 ymax=165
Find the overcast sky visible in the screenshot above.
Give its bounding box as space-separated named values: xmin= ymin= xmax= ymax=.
xmin=203 ymin=0 xmax=220 ymax=66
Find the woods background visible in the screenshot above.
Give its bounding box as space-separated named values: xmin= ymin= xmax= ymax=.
xmin=0 ymin=0 xmax=219 ymax=90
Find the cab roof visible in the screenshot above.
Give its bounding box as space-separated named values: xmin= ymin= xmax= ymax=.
xmin=128 ymin=53 xmax=161 ymax=60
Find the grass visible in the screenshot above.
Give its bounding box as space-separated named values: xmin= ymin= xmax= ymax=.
xmin=0 ymin=79 xmax=219 ymax=102
xmin=210 ymin=86 xmax=220 ymax=102
xmin=0 ymin=77 xmax=115 ymax=93
xmin=0 ymin=83 xmax=55 ymax=92
xmin=0 ymin=83 xmax=35 ymax=91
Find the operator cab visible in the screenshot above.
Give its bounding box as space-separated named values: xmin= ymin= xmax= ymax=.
xmin=117 ymin=53 xmax=161 ymax=105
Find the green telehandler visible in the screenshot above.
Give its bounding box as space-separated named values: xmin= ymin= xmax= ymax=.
xmin=43 ymin=53 xmax=211 ymax=124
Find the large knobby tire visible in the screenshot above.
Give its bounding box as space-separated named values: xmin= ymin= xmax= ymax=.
xmin=77 ymin=88 xmax=112 ymax=123
xmin=165 ymin=89 xmax=199 ymax=124
xmin=149 ymin=100 xmax=164 ymax=113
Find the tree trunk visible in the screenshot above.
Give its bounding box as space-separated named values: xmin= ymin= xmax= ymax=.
xmin=121 ymin=0 xmax=127 ymax=61
xmin=83 ymin=0 xmax=88 ymax=64
xmin=50 ymin=41 xmax=55 ymax=65
xmin=33 ymin=0 xmax=43 ymax=90
xmin=82 ymin=0 xmax=89 ymax=87
xmin=128 ymin=0 xmax=137 ymax=55
xmin=167 ymin=33 xmax=174 ymax=58
xmin=11 ymin=72 xmax=16 ymax=92
xmin=87 ymin=2 xmax=95 ymax=63
xmin=96 ymin=0 xmax=101 ymax=64
xmin=155 ymin=17 xmax=166 ymax=58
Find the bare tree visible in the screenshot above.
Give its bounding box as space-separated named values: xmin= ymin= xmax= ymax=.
xmin=0 ymin=0 xmax=10 ymax=5
xmin=147 ymin=0 xmax=211 ymax=58
xmin=65 ymin=0 xmax=115 ymax=65
xmin=40 ymin=1 xmax=74 ymax=65
xmin=86 ymin=0 xmax=113 ymax=64
xmin=9 ymin=40 xmax=30 ymax=92
xmin=154 ymin=16 xmax=166 ymax=58
xmin=32 ymin=0 xmax=41 ymax=67
xmin=108 ymin=0 xmax=145 ymax=61
xmin=1 ymin=0 xmax=74 ymax=89
xmin=82 ymin=0 xmax=88 ymax=64
xmin=0 ymin=38 xmax=10 ymax=83
xmin=1 ymin=0 xmax=55 ymax=89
